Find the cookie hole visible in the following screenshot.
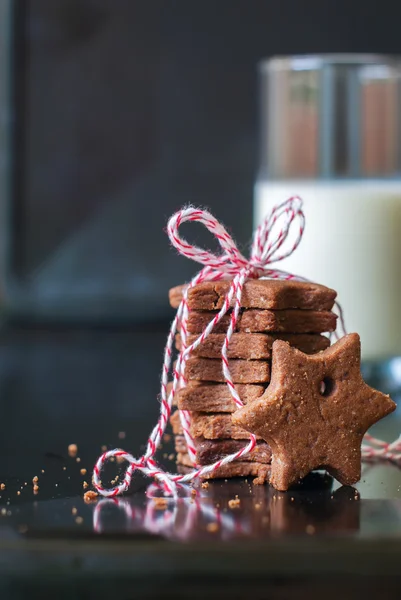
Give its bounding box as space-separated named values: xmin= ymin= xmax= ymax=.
xmin=319 ymin=377 xmax=335 ymax=397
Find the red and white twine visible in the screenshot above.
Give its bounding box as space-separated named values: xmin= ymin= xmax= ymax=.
xmin=92 ymin=197 xmax=400 ymax=498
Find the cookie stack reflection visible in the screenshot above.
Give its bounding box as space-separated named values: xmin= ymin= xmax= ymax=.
xmin=169 ymin=279 xmax=337 ymax=483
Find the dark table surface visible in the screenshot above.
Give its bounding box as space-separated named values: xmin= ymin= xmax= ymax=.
xmin=1 ymin=326 xmax=401 ymax=599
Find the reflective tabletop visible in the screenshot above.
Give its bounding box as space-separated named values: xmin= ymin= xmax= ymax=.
xmin=1 ymin=327 xmax=401 ymax=598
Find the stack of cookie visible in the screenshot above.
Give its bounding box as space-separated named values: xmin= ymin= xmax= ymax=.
xmin=169 ymin=279 xmax=337 ymax=482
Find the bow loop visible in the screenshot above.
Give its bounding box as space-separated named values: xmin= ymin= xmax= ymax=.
xmin=250 ymin=196 xmax=305 ymax=269
xmin=167 ymin=206 xmax=248 ymax=275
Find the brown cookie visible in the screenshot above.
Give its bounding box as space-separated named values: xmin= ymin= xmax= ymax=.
xmin=169 ymin=279 xmax=336 ymax=311
xmin=183 ymin=357 xmax=270 ymax=383
xmin=175 ymin=435 xmax=272 ymax=465
xmin=177 ymin=461 xmax=270 ymax=482
xmin=170 ymin=382 xmax=265 ymax=412
xmin=175 ymin=332 xmax=330 ymax=359
xmin=186 ymin=309 xmax=337 ymax=334
xmin=233 ymin=334 xmax=396 ymax=491
xmin=170 ymin=410 xmax=258 ymax=440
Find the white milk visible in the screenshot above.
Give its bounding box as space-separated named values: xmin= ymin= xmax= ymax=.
xmin=254 ymin=179 xmax=401 ymax=360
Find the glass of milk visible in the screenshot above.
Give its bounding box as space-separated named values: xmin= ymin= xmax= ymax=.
xmin=254 ymin=55 xmax=401 ymax=390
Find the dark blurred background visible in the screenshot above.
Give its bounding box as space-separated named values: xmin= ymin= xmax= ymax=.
xmin=2 ymin=0 xmax=401 ymax=322
xmin=1 ymin=0 xmax=401 ymax=478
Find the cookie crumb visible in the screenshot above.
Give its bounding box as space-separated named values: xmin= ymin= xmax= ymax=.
xmin=17 ymin=491 xmax=21 ymax=496
xmin=253 ymin=475 xmax=266 ymax=485
xmin=255 ymin=503 xmax=261 ymax=510
xmin=206 ymin=522 xmax=219 ymax=533
xmin=41 ymin=470 xmax=45 ymax=474
xmin=80 ymin=468 xmax=87 ymax=476
xmin=68 ymin=444 xmax=78 ymax=457
xmin=168 ymin=453 xmax=175 ymax=461
xmin=1 ymin=508 xmax=6 ymax=516
xmin=101 ymin=445 xmax=107 ymax=453
xmin=75 ymin=516 xmax=83 ymax=525
xmin=32 ymin=476 xmax=38 ymax=484
xmin=33 ymin=485 xmax=39 ymax=493
xmin=191 ymin=488 xmax=197 ymax=497
xmin=84 ymin=490 xmax=98 ymax=503
xmin=163 ymin=434 xmax=171 ymax=442
xmin=0 ymin=483 xmax=5 ymax=491
xmin=83 ymin=481 xmax=89 ymax=489
xmin=72 ymin=507 xmax=78 ymax=515
xmin=116 ymin=455 xmax=125 ymax=464
xmin=201 ymin=482 xmax=209 ymax=490
xmin=306 ymin=524 xmax=316 ymax=535
xmin=153 ymin=497 xmax=168 ymax=510
xmin=76 ymin=457 xmax=81 ymax=463
xmin=228 ymin=497 xmax=241 ymax=509
xmin=118 ymin=431 xmax=126 ymax=439
xmin=63 ymin=466 xmax=67 ymax=471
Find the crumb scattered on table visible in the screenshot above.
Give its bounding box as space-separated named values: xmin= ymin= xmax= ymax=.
xmin=75 ymin=516 xmax=83 ymax=525
xmin=72 ymin=507 xmax=78 ymax=515
xmin=0 ymin=483 xmax=5 ymax=491
xmin=84 ymin=490 xmax=98 ymax=503
xmin=101 ymin=445 xmax=107 ymax=453
xmin=206 ymin=522 xmax=219 ymax=533
xmin=153 ymin=497 xmax=168 ymax=510
xmin=201 ymin=482 xmax=209 ymax=490
xmin=163 ymin=434 xmax=171 ymax=442
xmin=32 ymin=476 xmax=38 ymax=484
xmin=228 ymin=496 xmax=241 ymax=509
xmin=68 ymin=444 xmax=78 ymax=457
xmin=118 ymin=431 xmax=126 ymax=439
xmin=83 ymin=481 xmax=89 ymax=489
xmin=80 ymin=468 xmax=87 ymax=476
xmin=76 ymin=457 xmax=81 ymax=463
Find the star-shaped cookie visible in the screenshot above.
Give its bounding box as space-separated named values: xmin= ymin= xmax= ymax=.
xmin=233 ymin=334 xmax=396 ymax=491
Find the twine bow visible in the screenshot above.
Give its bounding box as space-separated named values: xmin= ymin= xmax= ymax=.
xmin=92 ymin=197 xmax=397 ymax=498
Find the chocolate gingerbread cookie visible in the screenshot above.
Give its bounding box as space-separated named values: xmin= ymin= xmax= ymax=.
xmin=175 ymin=332 xmax=330 ymax=359
xmin=186 ymin=309 xmax=337 ymax=334
xmin=170 ymin=382 xmax=265 ymax=412
xmin=169 ymin=279 xmax=336 ymax=311
xmin=170 ymin=410 xmax=258 ymax=440
xmin=233 ymin=334 xmax=396 ymax=491
xmin=175 ymin=435 xmax=272 ymax=465
xmin=183 ymin=357 xmax=271 ymax=384
xmin=177 ymin=461 xmax=270 ymax=482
